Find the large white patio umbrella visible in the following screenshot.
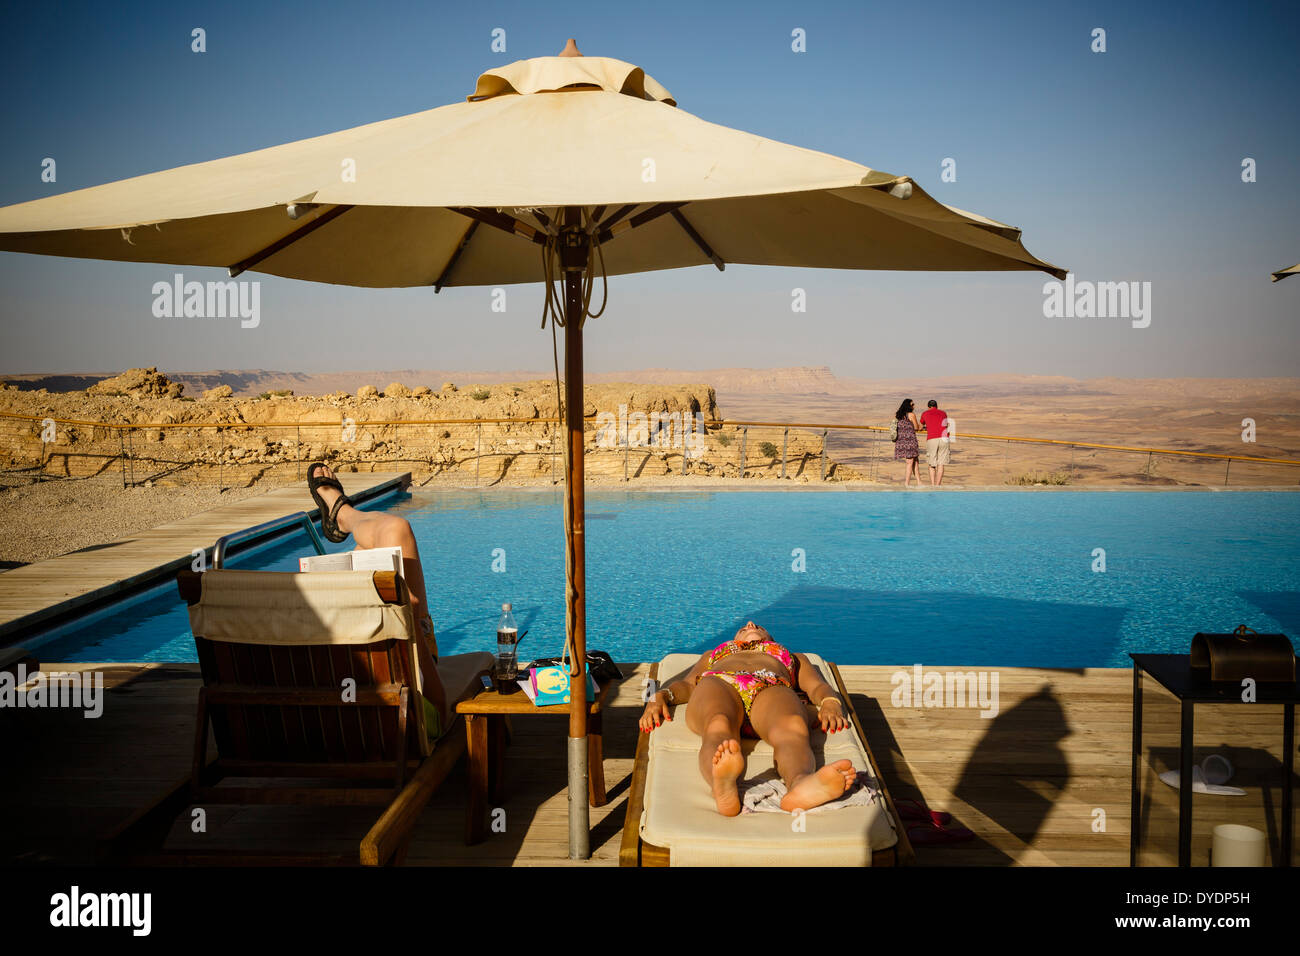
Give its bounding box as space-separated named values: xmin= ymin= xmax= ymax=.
xmin=0 ymin=40 xmax=1064 ymax=858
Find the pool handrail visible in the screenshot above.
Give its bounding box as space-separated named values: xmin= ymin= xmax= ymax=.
xmin=212 ymin=511 xmax=326 ymax=569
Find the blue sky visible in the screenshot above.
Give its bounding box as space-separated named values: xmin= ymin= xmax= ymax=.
xmin=0 ymin=0 xmax=1296 ymax=378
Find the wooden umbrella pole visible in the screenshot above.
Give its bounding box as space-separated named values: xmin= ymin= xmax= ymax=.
xmin=561 ymin=205 xmax=590 ymax=859
xmin=564 ymin=318 xmax=586 ymax=735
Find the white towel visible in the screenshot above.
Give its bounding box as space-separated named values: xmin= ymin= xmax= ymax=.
xmin=740 ymin=769 xmax=878 ymax=814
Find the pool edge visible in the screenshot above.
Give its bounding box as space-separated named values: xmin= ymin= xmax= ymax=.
xmin=0 ymin=472 xmax=410 ymax=648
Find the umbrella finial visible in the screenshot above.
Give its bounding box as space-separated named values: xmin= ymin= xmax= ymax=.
xmin=558 ymin=38 xmax=583 ymax=57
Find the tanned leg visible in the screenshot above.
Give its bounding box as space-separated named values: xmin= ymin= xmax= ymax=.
xmin=311 ymin=465 xmax=446 ymax=723
xmin=685 ymin=677 xmax=746 ymax=816
xmin=749 ymin=686 xmax=856 ymax=812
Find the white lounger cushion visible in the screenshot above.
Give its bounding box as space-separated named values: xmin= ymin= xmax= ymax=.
xmin=189 ymin=569 xmax=415 ymax=645
xmin=640 ymin=653 xmax=898 ymax=866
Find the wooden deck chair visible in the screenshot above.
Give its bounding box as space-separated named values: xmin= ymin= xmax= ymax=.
xmin=102 ymin=568 xmax=492 ymax=866
xmin=620 ymin=655 xmax=914 ymax=867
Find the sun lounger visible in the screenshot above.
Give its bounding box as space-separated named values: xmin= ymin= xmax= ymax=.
xmin=620 ymin=653 xmax=913 ymax=866
xmin=102 ymin=568 xmax=491 ymax=866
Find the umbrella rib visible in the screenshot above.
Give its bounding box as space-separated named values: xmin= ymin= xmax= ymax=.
xmin=668 ymin=208 xmax=724 ymax=271
xmin=448 ymin=206 xmax=547 ymax=245
xmin=432 ymin=220 xmax=479 ymax=292
xmin=593 ymin=201 xmax=687 ymax=244
xmin=227 ymin=203 xmax=354 ymax=278
xmin=595 ymin=204 xmax=638 ymax=233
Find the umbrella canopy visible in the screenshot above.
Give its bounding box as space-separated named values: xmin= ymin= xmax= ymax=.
xmin=1271 ymin=263 xmax=1298 ymax=282
xmin=0 ymin=55 xmax=1062 ymax=285
xmin=0 ymin=44 xmax=1065 ymax=859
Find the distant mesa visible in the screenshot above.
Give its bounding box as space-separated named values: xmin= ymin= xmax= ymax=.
xmin=585 ymin=366 xmax=845 ymax=394
xmin=0 ymin=366 xmax=849 ymax=397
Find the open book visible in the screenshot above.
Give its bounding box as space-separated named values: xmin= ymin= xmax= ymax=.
xmin=298 ymin=546 xmax=403 ymax=573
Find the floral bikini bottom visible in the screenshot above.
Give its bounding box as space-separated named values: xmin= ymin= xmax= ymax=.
xmin=700 ymin=668 xmax=792 ymax=737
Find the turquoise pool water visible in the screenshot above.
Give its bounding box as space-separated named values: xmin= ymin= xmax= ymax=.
xmin=24 ymin=490 xmax=1300 ymax=668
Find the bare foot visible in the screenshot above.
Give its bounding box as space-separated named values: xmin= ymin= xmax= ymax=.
xmin=710 ymin=739 xmax=745 ymax=817
xmin=780 ymin=759 xmax=856 ymax=812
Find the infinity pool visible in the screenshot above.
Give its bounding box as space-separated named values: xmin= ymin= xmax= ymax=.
xmin=24 ymin=490 xmax=1300 ymax=668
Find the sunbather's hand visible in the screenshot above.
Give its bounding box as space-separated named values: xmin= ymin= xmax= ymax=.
xmin=818 ymin=698 xmax=848 ymax=733
xmin=639 ymin=695 xmax=671 ymax=733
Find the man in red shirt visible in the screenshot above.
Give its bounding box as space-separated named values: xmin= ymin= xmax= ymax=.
xmin=919 ymin=399 xmax=951 ymax=486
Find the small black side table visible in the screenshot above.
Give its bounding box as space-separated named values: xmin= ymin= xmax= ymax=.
xmin=1130 ymin=653 xmax=1297 ymax=867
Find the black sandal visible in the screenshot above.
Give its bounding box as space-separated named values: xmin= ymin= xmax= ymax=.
xmin=306 ymin=462 xmax=352 ymax=543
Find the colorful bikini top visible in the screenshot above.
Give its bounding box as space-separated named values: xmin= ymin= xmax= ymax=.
xmin=705 ymin=635 xmax=796 ymax=673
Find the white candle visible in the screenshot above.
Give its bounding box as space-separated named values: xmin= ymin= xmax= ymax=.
xmin=1211 ymin=824 xmax=1266 ymax=867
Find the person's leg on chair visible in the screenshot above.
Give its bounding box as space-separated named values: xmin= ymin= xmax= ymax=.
xmin=310 ymin=465 xmax=446 ymax=723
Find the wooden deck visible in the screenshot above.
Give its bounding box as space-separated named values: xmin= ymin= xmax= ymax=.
xmin=0 ymin=660 xmax=1144 ymax=866
xmin=0 ymin=471 xmax=410 ymax=641
xmin=4 ymin=658 xmax=1293 ymax=865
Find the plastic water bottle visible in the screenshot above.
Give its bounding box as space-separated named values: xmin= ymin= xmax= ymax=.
xmin=495 ymin=602 xmax=519 ymax=692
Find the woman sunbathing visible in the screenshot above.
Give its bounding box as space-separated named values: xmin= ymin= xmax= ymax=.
xmin=639 ymin=622 xmax=857 ymax=816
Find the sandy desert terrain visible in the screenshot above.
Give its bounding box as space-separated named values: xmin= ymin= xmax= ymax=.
xmin=717 ymin=372 xmax=1300 ymax=488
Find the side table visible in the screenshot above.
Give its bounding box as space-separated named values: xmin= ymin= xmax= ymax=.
xmin=1130 ymin=653 xmax=1296 ymax=867
xmin=456 ymin=678 xmax=615 ymax=845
